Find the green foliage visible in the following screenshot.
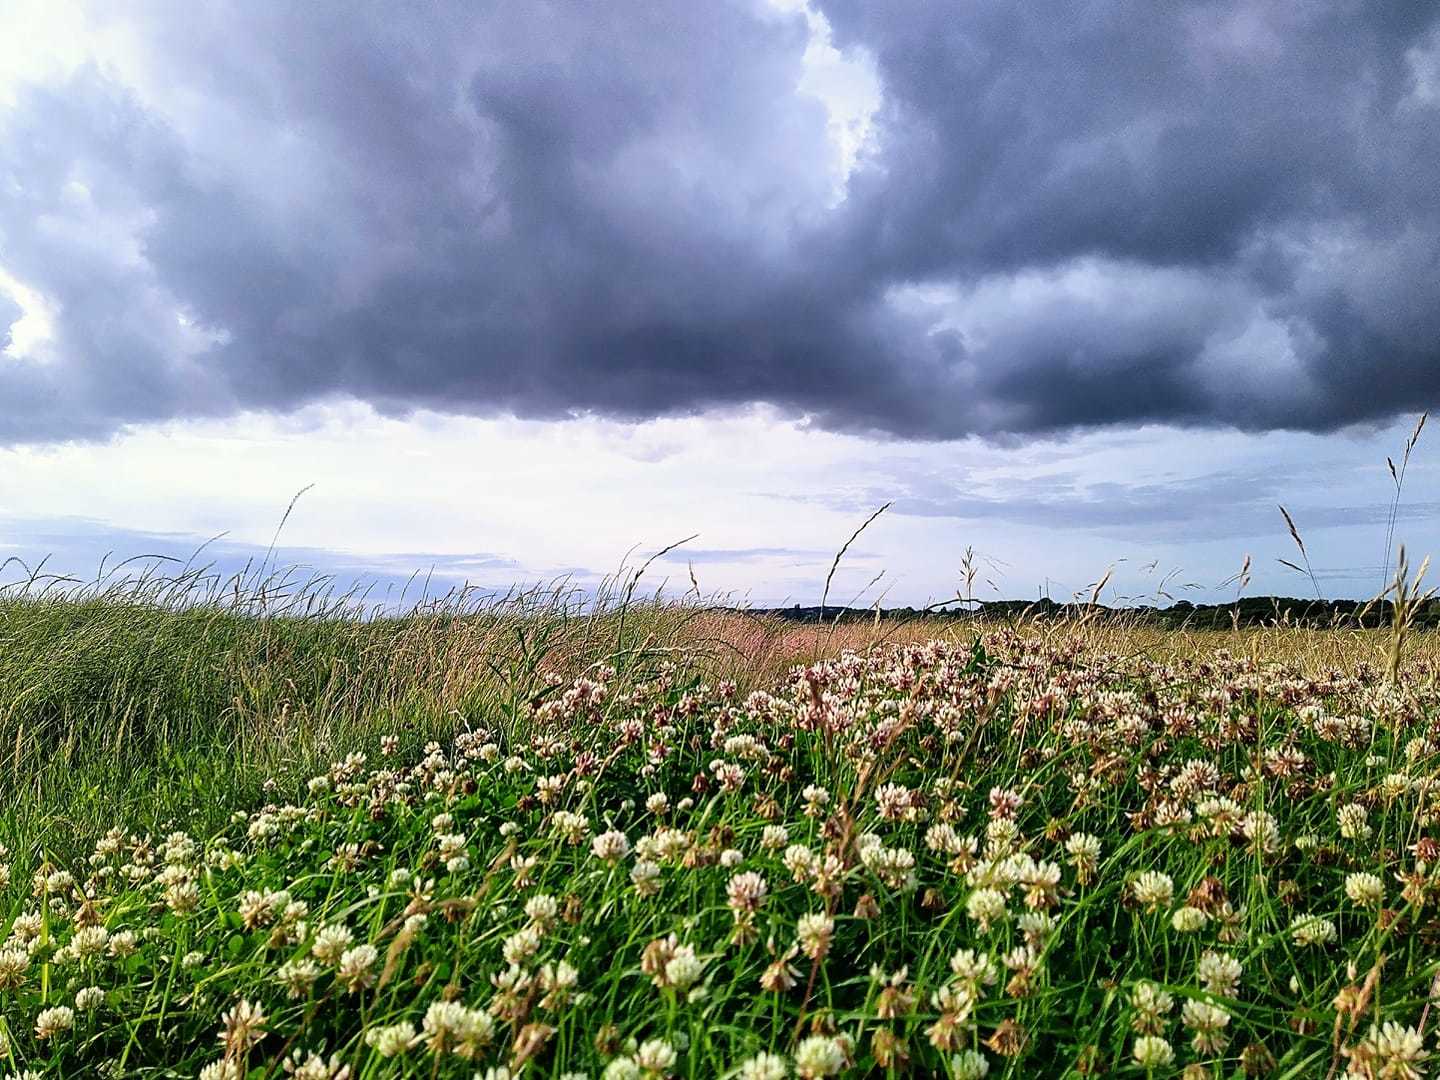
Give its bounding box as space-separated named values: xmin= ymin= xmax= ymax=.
xmin=0 ymin=570 xmax=738 ymax=862
xmin=0 ymin=627 xmax=1437 ymax=1077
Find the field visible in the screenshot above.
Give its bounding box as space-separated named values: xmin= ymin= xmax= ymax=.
xmin=2 ymin=585 xmax=1440 ymax=1078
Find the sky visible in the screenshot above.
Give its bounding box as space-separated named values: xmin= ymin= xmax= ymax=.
xmin=1 ymin=0 xmax=1439 ymax=608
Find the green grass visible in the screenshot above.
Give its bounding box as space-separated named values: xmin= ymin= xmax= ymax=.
xmin=0 ymin=568 xmax=758 ymax=865
xmin=0 ymin=597 xmax=1437 ymax=1076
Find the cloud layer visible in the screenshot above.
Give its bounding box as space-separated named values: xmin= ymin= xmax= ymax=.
xmin=1 ymin=0 xmax=1438 ymax=442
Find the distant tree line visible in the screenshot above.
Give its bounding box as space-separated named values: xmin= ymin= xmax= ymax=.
xmin=748 ymin=596 xmax=1440 ymax=630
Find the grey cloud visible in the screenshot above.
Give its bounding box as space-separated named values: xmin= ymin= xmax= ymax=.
xmin=656 ymin=546 xmax=877 ymax=565
xmin=0 ymin=515 xmax=546 ymax=603
xmin=817 ymin=0 xmax=1440 ymax=432
xmin=788 ymin=463 xmax=1440 ymax=543
xmin=1 ymin=1 xmax=1439 ymax=442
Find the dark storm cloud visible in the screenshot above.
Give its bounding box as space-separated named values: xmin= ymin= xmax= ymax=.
xmin=1 ymin=0 xmax=1439 ymax=442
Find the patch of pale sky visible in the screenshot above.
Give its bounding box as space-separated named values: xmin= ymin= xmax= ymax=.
xmin=1406 ymin=26 xmax=1440 ymax=105
xmin=764 ymin=0 xmax=880 ymax=202
xmin=0 ymin=266 xmax=57 ymax=361
xmin=0 ymin=0 xmax=89 ymax=106
xmin=0 ymin=402 xmax=1427 ymax=606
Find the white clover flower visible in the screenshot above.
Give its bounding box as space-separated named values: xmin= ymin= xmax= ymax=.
xmin=736 ymin=1051 xmax=789 ymax=1080
xmin=1181 ymin=999 xmax=1230 ymax=1055
xmin=1016 ymin=911 xmax=1055 ymax=948
xmin=503 ymin=925 xmax=543 ymax=966
xmin=311 ymin=924 xmax=354 ymax=966
xmin=1349 ymin=1021 xmax=1429 ymax=1077
xmin=1131 ymin=871 xmax=1174 ymax=911
xmin=219 ymin=998 xmax=268 ymax=1056
xmin=365 ymin=1020 xmax=418 ymax=1057
xmin=1240 ymin=810 xmax=1280 ymax=854
xmin=634 ymin=1037 xmax=677 ymax=1072
xmin=1197 ymin=950 xmax=1243 ymax=997
xmin=631 ymin=860 xmax=662 ymax=898
xmin=34 ymin=1004 xmax=75 ymax=1040
xmin=802 ymin=785 xmax=830 ymax=814
xmin=602 ymin=1058 xmax=642 ymax=1080
xmin=984 ymin=817 xmax=1021 ymax=855
xmin=727 ymin=871 xmax=768 ymax=914
xmin=1065 ymin=835 xmax=1105 ymax=869
xmin=950 ymin=948 xmax=998 ymax=988
xmin=275 ymin=958 xmax=322 ymax=999
xmin=783 ymin=844 xmax=818 ymax=880
xmin=951 ymin=1049 xmax=991 ymax=1079
xmin=760 ymin=825 xmax=790 ymax=851
xmin=422 ymin=999 xmax=495 ymax=1058
xmin=45 ymin=869 xmax=75 ymax=893
xmin=1002 ymin=944 xmax=1040 ymax=976
xmin=875 ymin=782 xmax=913 ymax=820
xmin=924 ymin=822 xmax=963 ymax=854
xmin=1339 ymin=802 xmax=1372 ymax=841
xmin=1131 ymin=1035 xmax=1174 ymax=1068
xmin=1131 ymin=981 xmax=1174 ymax=1035
xmin=663 ymin=945 xmax=705 ymax=991
xmin=0 ymin=948 xmax=30 ymax=989
xmin=1380 ymin=772 xmax=1412 ymax=799
xmin=165 ymin=879 xmax=200 ymax=914
xmin=966 ymin=887 xmax=1009 ymax=931
xmin=283 ymin=1049 xmax=348 ymax=1080
xmin=70 ymin=925 xmax=108 ymax=958
xmin=539 ymin=958 xmax=580 ymax=1008
xmin=551 ymin=810 xmax=591 ymax=845
xmin=436 ymin=832 xmax=467 ymax=860
xmin=1019 ymin=858 xmax=1062 ymax=909
xmin=338 ymin=944 xmax=378 ymax=992
xmin=712 ymin=761 xmax=746 ymax=792
xmin=793 ymin=1034 xmax=846 ymax=1078
xmin=1345 ymin=872 xmax=1385 ymax=906
xmin=1171 ymin=906 xmax=1208 ymax=933
xmin=592 ymin=830 xmax=631 ymax=862
xmin=796 ymin=912 xmax=834 ymax=959
xmin=1290 ymin=913 xmax=1338 ymax=947
xmin=525 ymin=893 xmax=560 ymax=930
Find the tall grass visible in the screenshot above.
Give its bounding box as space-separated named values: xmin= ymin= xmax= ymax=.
xmin=4 ymin=548 xmax=1438 ymax=866
xmin=4 ymin=412 xmax=1440 ymax=866
xmin=0 ymin=563 xmax=725 ymax=859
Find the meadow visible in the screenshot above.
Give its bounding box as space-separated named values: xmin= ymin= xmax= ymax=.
xmin=1 ymin=573 xmax=1439 ymax=1077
